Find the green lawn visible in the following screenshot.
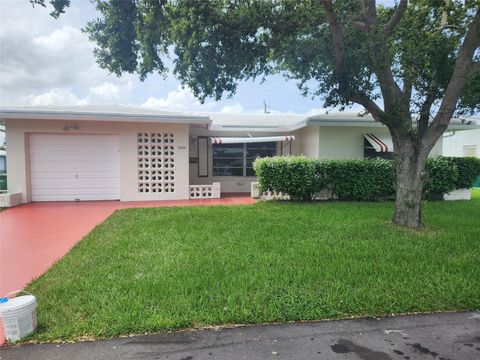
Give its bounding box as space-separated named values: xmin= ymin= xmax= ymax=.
xmin=25 ymin=195 xmax=480 ymax=342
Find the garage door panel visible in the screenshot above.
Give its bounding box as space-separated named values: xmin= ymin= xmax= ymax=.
xmin=31 ymin=178 xmax=120 ymax=189
xmin=31 ymin=163 xmax=120 ymax=173
xmin=30 ymin=160 xmax=119 ymax=170
xmin=30 ymin=135 xmax=118 ymax=145
xmin=30 ymin=154 xmax=119 ymax=162
xmin=32 ymin=194 xmax=120 ymax=202
xmin=31 ymin=187 xmax=120 ymax=196
xmin=30 ymin=171 xmax=121 ymax=180
xmin=30 ymin=134 xmax=121 ymax=201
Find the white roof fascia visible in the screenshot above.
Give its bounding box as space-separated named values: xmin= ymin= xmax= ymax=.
xmin=0 ymin=109 xmax=211 ymax=126
xmin=307 ymin=117 xmax=479 ymax=131
xmin=209 ymin=119 xmax=308 ymax=132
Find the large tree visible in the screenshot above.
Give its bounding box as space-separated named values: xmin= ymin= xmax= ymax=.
xmin=33 ymin=0 xmax=479 ymax=228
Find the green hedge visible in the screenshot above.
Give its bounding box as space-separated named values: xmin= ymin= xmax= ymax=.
xmin=423 ymin=157 xmax=459 ymax=198
xmin=253 ymin=156 xmax=480 ymax=201
xmin=443 ymin=157 xmax=480 ymax=189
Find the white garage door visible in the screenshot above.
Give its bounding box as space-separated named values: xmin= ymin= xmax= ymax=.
xmin=30 ymin=134 xmax=120 ymax=201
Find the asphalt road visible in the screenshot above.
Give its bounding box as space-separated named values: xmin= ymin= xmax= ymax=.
xmin=1 ymin=311 xmax=479 ymax=360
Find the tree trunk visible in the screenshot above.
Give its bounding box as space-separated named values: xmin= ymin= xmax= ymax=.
xmin=392 ymin=138 xmax=428 ymax=228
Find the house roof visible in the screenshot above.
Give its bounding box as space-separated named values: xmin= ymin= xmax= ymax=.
xmin=208 ymin=113 xmax=306 ymax=132
xmin=0 ymin=105 xmax=211 ymax=125
xmin=307 ymin=113 xmax=480 ymax=130
xmin=0 ymin=106 xmax=477 ymax=132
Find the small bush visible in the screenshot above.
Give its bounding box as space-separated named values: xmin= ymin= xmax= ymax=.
xmin=253 ymin=156 xmax=317 ymax=200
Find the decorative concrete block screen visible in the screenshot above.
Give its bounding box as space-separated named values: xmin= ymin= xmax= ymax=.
xmin=137 ymin=133 xmax=176 ymax=194
xmin=189 ymin=182 xmax=221 ymax=199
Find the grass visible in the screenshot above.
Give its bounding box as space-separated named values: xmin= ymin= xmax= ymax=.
xmin=25 ymin=194 xmax=480 ymax=342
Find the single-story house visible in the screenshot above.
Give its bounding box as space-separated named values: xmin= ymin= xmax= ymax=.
xmin=0 ymin=106 xmax=477 ymax=204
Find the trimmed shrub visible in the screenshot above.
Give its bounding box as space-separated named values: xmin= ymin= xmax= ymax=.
xmin=326 ymin=159 xmax=395 ymax=201
xmin=254 ymin=156 xmax=479 ymax=202
xmin=424 ymin=157 xmax=459 ymax=198
xmin=253 ymin=156 xmax=317 ymax=200
xmin=254 ymin=157 xmax=394 ymax=201
xmin=443 ymin=157 xmax=480 ymax=189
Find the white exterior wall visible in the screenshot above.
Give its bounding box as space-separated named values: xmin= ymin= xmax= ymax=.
xmin=298 ymin=126 xmax=320 ymax=158
xmin=189 ymin=126 xmax=299 ymax=193
xmin=443 ymin=129 xmax=480 ymax=157
xmin=5 ymin=119 xmax=190 ymax=203
xmin=317 ymin=126 xmax=443 ymax=159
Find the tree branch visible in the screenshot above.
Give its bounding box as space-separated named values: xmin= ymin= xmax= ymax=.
xmin=403 ymin=78 xmax=413 ymax=101
xmin=320 ymin=0 xmax=345 ymax=78
xmin=350 ymin=93 xmax=385 ymax=120
xmin=418 ymin=91 xmax=437 ymax=137
xmin=363 ymin=0 xmax=378 ymax=25
xmin=385 ymin=0 xmax=408 ymax=35
xmin=425 ymin=9 xmax=480 ymax=144
xmin=321 ymin=0 xmax=387 ymax=123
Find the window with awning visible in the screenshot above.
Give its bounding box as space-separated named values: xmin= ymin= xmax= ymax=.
xmin=210 ymin=135 xmax=295 ymax=144
xmin=364 ymin=133 xmax=394 ymax=160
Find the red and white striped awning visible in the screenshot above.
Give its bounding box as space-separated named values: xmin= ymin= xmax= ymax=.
xmin=364 ymin=133 xmax=394 ymax=152
xmin=210 ymin=135 xmax=295 ymax=144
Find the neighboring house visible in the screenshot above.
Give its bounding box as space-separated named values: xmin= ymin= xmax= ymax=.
xmin=443 ymin=128 xmax=480 ymax=158
xmin=0 ymin=106 xmax=477 ymax=203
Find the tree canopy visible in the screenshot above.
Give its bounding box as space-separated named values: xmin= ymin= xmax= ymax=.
xmin=32 ymin=0 xmax=480 ymax=117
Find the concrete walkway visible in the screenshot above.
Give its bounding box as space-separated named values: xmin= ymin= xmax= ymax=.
xmin=2 ymin=311 xmax=479 ymax=360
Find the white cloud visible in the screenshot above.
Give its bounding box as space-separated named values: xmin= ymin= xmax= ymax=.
xmin=32 ymin=26 xmax=89 ymax=52
xmin=24 ymin=80 xmax=134 ymax=106
xmin=220 ymin=103 xmax=244 ymax=113
xmin=141 ymin=85 xmax=216 ymax=112
xmin=87 ymin=81 xmax=133 ymax=103
xmin=0 ymin=1 xmax=136 ymax=107
xmin=25 ymin=88 xmax=83 ymax=106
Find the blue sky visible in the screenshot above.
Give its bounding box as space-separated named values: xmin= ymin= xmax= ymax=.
xmin=0 ymin=0 xmax=397 ymax=115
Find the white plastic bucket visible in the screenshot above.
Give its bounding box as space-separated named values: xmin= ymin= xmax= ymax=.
xmin=0 ymin=295 xmax=37 ymax=342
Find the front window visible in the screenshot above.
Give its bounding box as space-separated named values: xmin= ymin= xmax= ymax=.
xmin=213 ymin=142 xmax=276 ymax=177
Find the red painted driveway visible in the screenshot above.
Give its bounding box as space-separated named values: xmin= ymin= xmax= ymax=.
xmin=0 ymin=195 xmax=253 ymax=344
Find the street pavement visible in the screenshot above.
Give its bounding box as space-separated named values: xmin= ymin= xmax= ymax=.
xmin=1 ymin=311 xmax=479 ymax=360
